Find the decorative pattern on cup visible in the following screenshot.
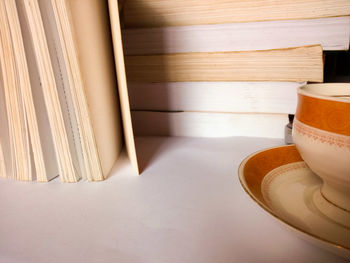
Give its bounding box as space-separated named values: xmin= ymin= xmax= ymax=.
xmin=293 ymin=118 xmax=350 ymax=150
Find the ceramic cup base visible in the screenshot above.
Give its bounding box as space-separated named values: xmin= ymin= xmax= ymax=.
xmin=313 ymin=190 xmax=350 ymax=228
xmin=320 ymin=182 xmax=350 ymax=213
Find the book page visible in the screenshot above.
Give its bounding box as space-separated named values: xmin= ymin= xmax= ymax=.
xmin=16 ymin=0 xmax=59 ymax=181
xmin=125 ymin=46 xmax=323 ymax=82
xmin=37 ymin=0 xmax=85 ymax=179
xmin=122 ymin=17 xmax=350 ymax=55
xmin=66 ymin=0 xmax=125 ymax=176
xmin=16 ymin=0 xmax=81 ymax=181
xmin=6 ymin=0 xmax=54 ymax=181
xmin=0 ymin=1 xmax=32 ymax=181
xmin=108 ymin=0 xmax=139 ymax=173
xmin=123 ymin=0 xmax=350 ymax=27
xmin=0 ymin=69 xmax=11 ymax=178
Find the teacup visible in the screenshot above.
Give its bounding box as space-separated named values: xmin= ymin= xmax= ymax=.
xmin=292 ymin=83 xmax=350 ymax=211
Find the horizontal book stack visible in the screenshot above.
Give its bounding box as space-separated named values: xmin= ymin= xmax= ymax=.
xmin=0 ymin=0 xmax=139 ymax=182
xmin=121 ymin=0 xmax=350 ymax=138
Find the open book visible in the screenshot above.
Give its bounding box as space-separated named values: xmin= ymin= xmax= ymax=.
xmin=0 ymin=0 xmax=138 ymax=182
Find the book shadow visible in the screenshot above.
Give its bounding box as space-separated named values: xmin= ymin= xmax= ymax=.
xmin=135 ymin=136 xmax=169 ymax=173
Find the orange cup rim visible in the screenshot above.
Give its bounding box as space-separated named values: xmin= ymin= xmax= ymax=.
xmin=298 ymin=83 xmax=350 ymax=104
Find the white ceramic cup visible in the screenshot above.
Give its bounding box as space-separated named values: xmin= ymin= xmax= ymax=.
xmin=292 ymin=83 xmax=350 ymax=211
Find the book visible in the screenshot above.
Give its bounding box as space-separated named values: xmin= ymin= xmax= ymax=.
xmin=123 ymin=0 xmax=350 ymax=27
xmin=0 ymin=73 xmax=11 ymax=179
xmin=122 ymin=17 xmax=350 ymax=55
xmin=131 ymin=111 xmax=288 ymax=139
xmin=109 ymin=0 xmax=139 ymax=172
xmin=0 ymin=0 xmax=139 ymax=182
xmin=0 ymin=0 xmax=32 ymax=181
xmin=125 ymin=45 xmax=323 ymax=82
xmin=128 ymin=82 xmax=305 ymax=114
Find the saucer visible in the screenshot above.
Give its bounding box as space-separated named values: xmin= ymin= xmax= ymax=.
xmin=238 ymin=145 xmax=350 ymax=259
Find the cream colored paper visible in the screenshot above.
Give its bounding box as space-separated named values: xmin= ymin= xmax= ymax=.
xmin=47 ymin=0 xmax=104 ymax=181
xmin=123 ymin=17 xmax=350 ymax=55
xmin=16 ymin=0 xmax=59 ymax=181
xmin=125 ymin=45 xmax=324 ymax=83
xmin=18 ymin=0 xmax=79 ymax=182
xmin=0 ymin=0 xmax=32 ymax=181
xmin=124 ymin=0 xmax=350 ymax=27
xmin=66 ymin=0 xmax=124 ymax=176
xmin=6 ymin=0 xmax=58 ymax=181
xmin=37 ymin=0 xmax=85 ymax=180
xmin=0 ymin=70 xmax=11 ymax=178
xmin=108 ymin=0 xmax=139 ymax=173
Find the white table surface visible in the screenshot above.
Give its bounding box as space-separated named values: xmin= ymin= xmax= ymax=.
xmin=0 ymin=136 xmax=348 ymax=263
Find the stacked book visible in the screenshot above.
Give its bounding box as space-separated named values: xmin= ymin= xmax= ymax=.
xmin=1 ymin=0 xmax=350 ymax=182
xmin=121 ymin=0 xmax=350 ymax=138
xmin=0 ymin=0 xmax=139 ymax=182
